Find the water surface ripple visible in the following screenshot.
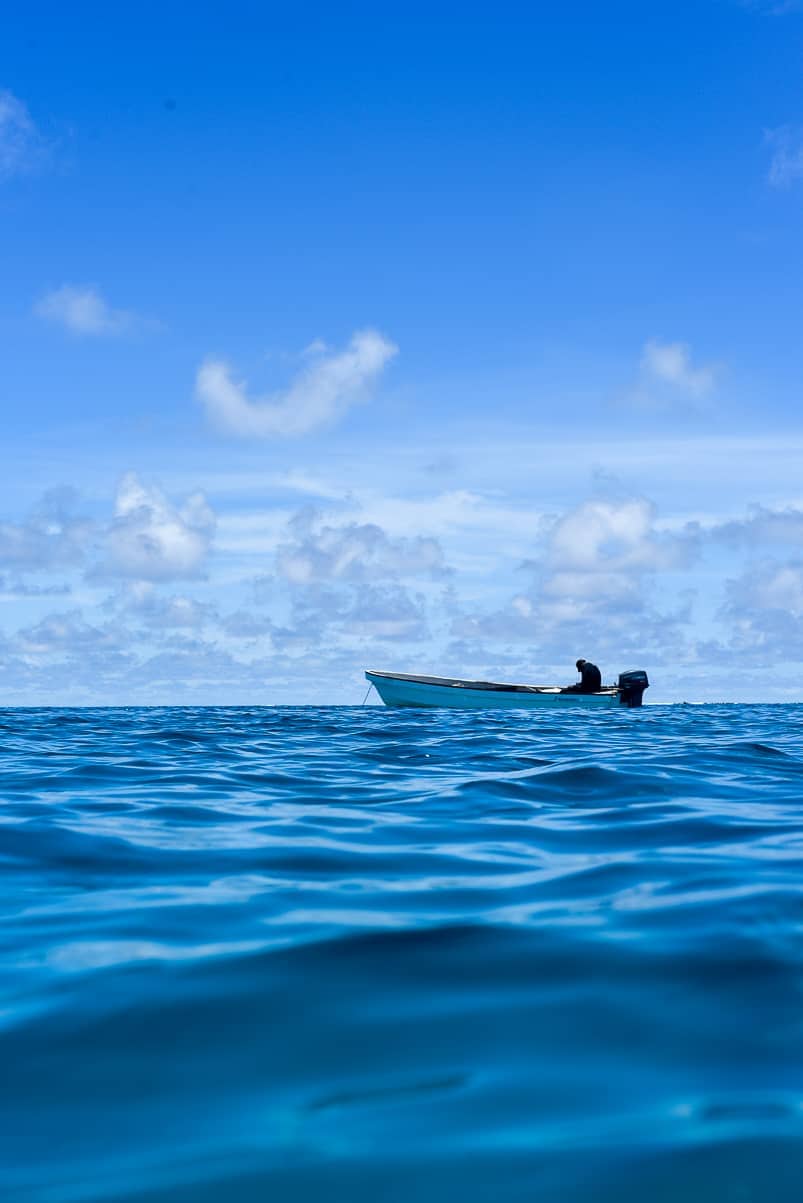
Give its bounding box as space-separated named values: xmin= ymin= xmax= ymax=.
xmin=3 ymin=704 xmax=803 ymax=1201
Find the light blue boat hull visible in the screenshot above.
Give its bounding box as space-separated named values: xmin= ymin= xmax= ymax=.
xmin=365 ymin=671 xmax=621 ymax=710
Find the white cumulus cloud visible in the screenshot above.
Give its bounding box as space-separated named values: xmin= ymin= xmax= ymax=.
xmin=638 ymin=339 xmax=718 ymax=402
xmin=112 ymin=581 xmax=217 ymax=628
xmin=96 ymin=473 xmax=216 ymax=582
xmin=0 ymin=487 xmax=92 ymax=571
xmin=275 ymin=509 xmax=447 ymax=585
xmin=16 ymin=610 xmax=129 ymax=660
xmin=741 ymin=562 xmax=803 ymax=614
xmin=717 ymin=559 xmax=803 ymax=658
xmin=196 ymin=329 xmax=398 ymax=438
xmin=712 ymin=504 xmax=803 ymax=546
xmin=35 ymin=285 xmax=145 ymax=336
xmin=547 ymin=497 xmax=690 ymax=575
xmin=450 ymin=493 xmax=696 ymax=663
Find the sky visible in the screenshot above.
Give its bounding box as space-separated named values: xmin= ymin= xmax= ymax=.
xmin=2 ymin=0 xmax=803 ymax=704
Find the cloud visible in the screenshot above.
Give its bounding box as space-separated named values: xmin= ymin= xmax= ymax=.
xmin=766 ymin=126 xmax=803 ymax=187
xmin=254 ymin=508 xmax=444 ymax=652
xmin=0 ymin=577 xmax=70 ymax=598
xmin=16 ymin=610 xmax=130 ymax=661
xmin=274 ymin=508 xmax=447 ymax=585
xmin=95 ymin=473 xmax=215 ymax=582
xmin=196 ymin=329 xmax=398 ymax=437
xmin=735 ymin=562 xmax=803 ymax=614
xmin=0 ymin=90 xmax=43 ymax=177
xmin=220 ymin=610 xmax=274 ymax=639
xmin=338 ymin=584 xmax=429 ymax=640
xmin=34 ymin=285 xmax=147 ymax=336
xmin=546 ymin=497 xmax=691 ymax=574
xmin=271 ymin=581 xmax=429 ymax=649
xmin=449 ymin=494 xmax=696 ymax=665
xmin=267 ymin=470 xmax=346 ymax=500
xmin=0 ymin=479 xmax=219 ymax=588
xmin=111 ymin=582 xmax=217 ymax=629
xmin=711 ymin=504 xmax=803 ymax=546
xmin=627 ymin=339 xmax=718 ymax=408
xmin=215 ymin=489 xmax=511 ymax=560
xmin=716 ymin=559 xmax=803 ymax=659
xmin=0 ymin=487 xmax=92 ymax=571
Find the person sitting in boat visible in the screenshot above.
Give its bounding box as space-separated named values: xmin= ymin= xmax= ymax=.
xmin=566 ymin=658 xmax=602 ymax=693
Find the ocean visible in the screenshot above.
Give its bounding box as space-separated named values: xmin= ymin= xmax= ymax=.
xmin=2 ymin=704 xmax=803 ymax=1202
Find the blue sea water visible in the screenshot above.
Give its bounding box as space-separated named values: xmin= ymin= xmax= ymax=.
xmin=3 ymin=704 xmax=803 ymax=1202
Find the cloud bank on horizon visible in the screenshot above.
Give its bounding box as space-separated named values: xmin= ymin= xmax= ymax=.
xmin=4 ymin=0 xmax=803 ymax=703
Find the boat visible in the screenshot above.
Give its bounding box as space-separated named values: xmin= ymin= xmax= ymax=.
xmin=365 ymin=669 xmax=649 ymax=709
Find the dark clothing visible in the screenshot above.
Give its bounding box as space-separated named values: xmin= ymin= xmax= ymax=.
xmin=566 ymin=661 xmax=602 ymax=693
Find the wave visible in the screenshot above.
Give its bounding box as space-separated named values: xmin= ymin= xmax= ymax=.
xmin=3 ymin=704 xmax=803 ymax=1200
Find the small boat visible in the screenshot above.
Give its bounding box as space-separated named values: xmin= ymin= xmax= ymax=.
xmin=365 ymin=669 xmax=649 ymax=710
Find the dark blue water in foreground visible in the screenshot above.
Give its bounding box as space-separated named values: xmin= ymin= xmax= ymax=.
xmin=3 ymin=705 xmax=803 ymax=1202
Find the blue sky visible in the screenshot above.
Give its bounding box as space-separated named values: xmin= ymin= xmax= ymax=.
xmin=2 ymin=0 xmax=803 ymax=703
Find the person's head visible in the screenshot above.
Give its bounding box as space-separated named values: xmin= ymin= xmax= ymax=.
xmin=576 ymin=659 xmax=586 ymax=670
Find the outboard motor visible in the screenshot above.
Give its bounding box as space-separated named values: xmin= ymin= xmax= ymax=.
xmin=618 ymin=670 xmax=649 ymax=708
